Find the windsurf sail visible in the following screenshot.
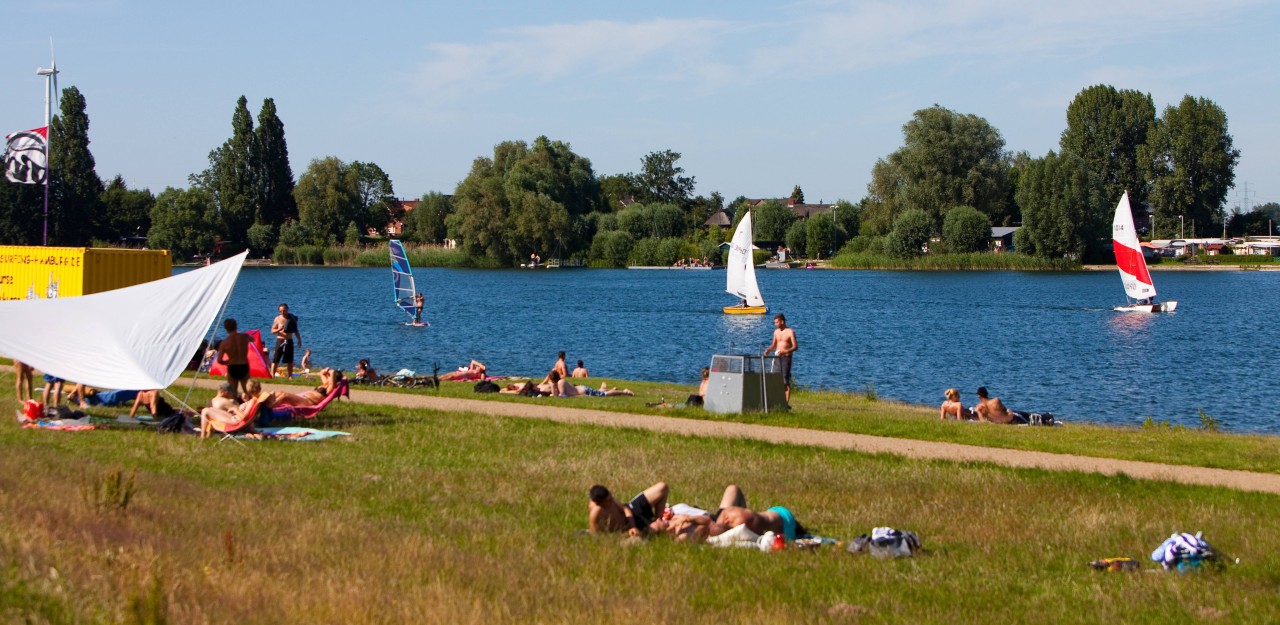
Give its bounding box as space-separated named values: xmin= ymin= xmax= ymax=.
xmin=389 ymin=240 xmax=418 ymax=321
xmin=726 ymin=211 xmax=766 ymax=307
xmin=1112 ymin=192 xmax=1156 ymax=301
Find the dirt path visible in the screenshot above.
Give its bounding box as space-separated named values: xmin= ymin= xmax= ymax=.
xmin=222 ymin=380 xmax=1280 ymax=496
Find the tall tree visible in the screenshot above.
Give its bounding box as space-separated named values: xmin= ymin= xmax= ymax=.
xmin=448 ymin=136 xmax=600 ymax=262
xmin=404 ymin=192 xmax=453 ymax=243
xmin=98 ymin=175 xmax=155 ymax=240
xmin=790 ymin=185 xmax=805 ymax=204
xmin=293 ymin=156 xmax=361 ymax=245
xmin=635 ymin=149 xmax=695 ymax=206
xmin=0 ymin=176 xmax=43 ymax=244
xmin=351 ymin=161 xmax=396 ymax=233
xmin=599 ymin=173 xmax=640 ymax=211
xmin=1141 ymin=95 xmax=1240 ymax=239
xmin=48 ymin=86 xmax=104 ymax=245
xmin=254 ymin=98 xmax=295 ymax=228
xmin=1060 ymin=85 xmax=1156 ymax=210
xmin=213 ymin=96 xmax=259 ymax=246
xmin=865 ymin=105 xmax=1012 ymax=233
xmin=147 ymin=187 xmax=219 ymax=260
xmin=1014 ymin=150 xmax=1105 ymax=259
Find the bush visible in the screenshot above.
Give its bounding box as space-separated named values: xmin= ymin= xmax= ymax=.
xmin=942 ymin=206 xmax=991 ymax=253
xmin=589 ymin=230 xmax=635 ymax=267
xmin=785 ymin=219 xmax=808 ymax=257
xmin=806 ymin=213 xmax=836 ymax=259
xmin=628 ymin=237 xmax=661 ymax=266
xmin=886 ymin=209 xmax=933 ymax=258
xmin=322 ymin=247 xmax=358 ymax=266
xmin=246 ymin=223 xmax=276 ymax=257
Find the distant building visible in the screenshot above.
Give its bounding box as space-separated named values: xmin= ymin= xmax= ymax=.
xmin=742 ymin=197 xmax=837 ymax=219
xmin=704 ymin=210 xmax=731 ymax=227
xmin=990 ymin=226 xmax=1020 ymax=252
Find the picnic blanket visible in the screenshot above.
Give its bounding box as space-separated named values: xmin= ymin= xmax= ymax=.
xmin=240 ymin=427 xmax=350 ymax=441
xmin=21 ymin=415 xmax=95 ymax=431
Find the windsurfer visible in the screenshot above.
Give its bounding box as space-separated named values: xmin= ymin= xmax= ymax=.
xmin=414 ymin=292 xmax=424 ymax=324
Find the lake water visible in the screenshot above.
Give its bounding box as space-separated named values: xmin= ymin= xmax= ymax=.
xmin=198 ymin=265 xmax=1280 ymax=433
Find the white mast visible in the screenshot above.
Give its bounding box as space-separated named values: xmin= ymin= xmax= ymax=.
xmin=35 ymin=39 xmax=58 ymax=246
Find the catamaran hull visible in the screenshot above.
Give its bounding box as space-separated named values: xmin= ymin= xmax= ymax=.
xmin=723 ymin=305 xmax=767 ymax=315
xmin=1114 ymin=301 xmax=1178 ymax=313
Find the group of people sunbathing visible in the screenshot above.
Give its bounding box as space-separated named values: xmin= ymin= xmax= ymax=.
xmin=198 ymin=367 xmax=346 ymax=438
xmin=588 ymin=482 xmax=807 ymax=544
xmin=940 ymin=386 xmax=1035 ymax=424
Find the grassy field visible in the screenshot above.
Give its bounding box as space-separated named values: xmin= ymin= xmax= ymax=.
xmin=4 ymin=381 xmax=1280 ymax=624
xmin=317 ymin=376 xmax=1280 ymax=474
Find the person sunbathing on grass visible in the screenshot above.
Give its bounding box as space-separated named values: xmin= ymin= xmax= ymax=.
xmin=550 ymin=371 xmax=634 ymax=397
xmin=707 ymin=484 xmax=808 ymax=541
xmin=271 ymin=368 xmax=343 ymax=407
xmin=974 ymin=387 xmax=1026 ymax=425
xmin=440 ymin=360 xmax=486 ymax=382
xmin=199 ymin=381 xmax=265 ymax=439
xmin=940 ymin=388 xmax=975 ymax=420
xmin=588 ymin=482 xmax=669 ymax=537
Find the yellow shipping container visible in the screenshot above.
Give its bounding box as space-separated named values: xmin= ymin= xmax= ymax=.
xmin=0 ymin=246 xmax=171 ymax=300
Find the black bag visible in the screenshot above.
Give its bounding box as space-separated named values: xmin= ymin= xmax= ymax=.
xmin=156 ymin=413 xmax=191 ymax=434
xmin=686 ymin=394 xmax=704 ymax=407
xmin=474 ymin=380 xmax=500 ymax=393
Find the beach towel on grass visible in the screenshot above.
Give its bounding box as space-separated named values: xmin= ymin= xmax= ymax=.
xmin=240 ymin=427 xmax=350 ymax=441
xmin=22 ymin=416 xmax=95 ymax=431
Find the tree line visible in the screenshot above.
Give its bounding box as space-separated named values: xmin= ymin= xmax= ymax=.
xmin=0 ymin=84 xmax=1253 ymax=266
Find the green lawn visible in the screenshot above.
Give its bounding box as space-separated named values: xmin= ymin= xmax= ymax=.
xmin=312 ymin=375 xmax=1280 ymax=474
xmin=3 ymin=387 xmax=1278 ymax=624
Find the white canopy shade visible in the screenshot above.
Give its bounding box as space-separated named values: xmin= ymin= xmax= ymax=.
xmin=0 ymin=251 xmax=246 ymax=390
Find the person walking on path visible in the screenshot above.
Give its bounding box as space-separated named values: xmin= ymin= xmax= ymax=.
xmin=765 ymin=313 xmax=797 ymax=404
xmin=271 ymin=303 xmax=302 ymax=378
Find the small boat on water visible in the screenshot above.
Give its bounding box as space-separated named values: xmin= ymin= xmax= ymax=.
xmin=1112 ymin=192 xmax=1177 ymax=313
xmin=723 ymin=211 xmax=767 ymax=315
xmin=389 ymin=239 xmax=428 ymax=326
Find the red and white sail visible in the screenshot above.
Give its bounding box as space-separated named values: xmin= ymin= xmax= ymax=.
xmin=1112 ymin=192 xmax=1155 ymax=301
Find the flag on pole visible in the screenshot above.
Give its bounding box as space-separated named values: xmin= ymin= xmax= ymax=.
xmin=4 ymin=126 xmax=49 ymax=184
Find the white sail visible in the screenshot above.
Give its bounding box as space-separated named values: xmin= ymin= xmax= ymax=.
xmin=1112 ymin=192 xmax=1157 ymax=301
xmin=726 ymin=211 xmax=765 ymax=307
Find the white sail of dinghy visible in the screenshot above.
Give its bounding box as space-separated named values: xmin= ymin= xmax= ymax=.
xmin=1112 ymin=192 xmax=1176 ymax=312
xmin=726 ymin=211 xmax=766 ymax=308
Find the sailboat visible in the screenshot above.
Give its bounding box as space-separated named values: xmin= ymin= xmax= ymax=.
xmin=723 ymin=211 xmax=767 ymax=314
xmin=1112 ymin=192 xmax=1177 ymax=313
xmin=389 ymin=239 xmax=428 ymax=326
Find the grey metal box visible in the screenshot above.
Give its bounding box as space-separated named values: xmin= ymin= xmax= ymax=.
xmin=703 ymin=354 xmax=787 ymax=414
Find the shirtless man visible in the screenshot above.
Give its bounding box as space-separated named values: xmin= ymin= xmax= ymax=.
xmin=414 ymin=292 xmax=425 ymax=324
xmin=765 ymin=313 xmax=798 ymax=403
xmin=270 ymin=303 xmax=302 ymax=379
xmin=708 ymin=484 xmax=808 ymax=541
xmin=975 ymin=386 xmax=1019 ymax=424
xmin=541 ymin=351 xmax=568 ymax=385
xmin=216 ymin=318 xmax=251 ymax=397
xmin=571 ymin=360 xmax=589 ymax=378
xmin=588 ymin=482 xmax=668 ymax=537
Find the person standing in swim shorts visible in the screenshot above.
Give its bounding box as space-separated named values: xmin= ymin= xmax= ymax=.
xmin=216 ymin=318 xmax=252 ymax=396
xmin=271 ymin=303 xmax=302 ymax=378
xmin=765 ymin=313 xmax=797 ymax=404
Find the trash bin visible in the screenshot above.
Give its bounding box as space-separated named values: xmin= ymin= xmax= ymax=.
xmin=704 ymin=354 xmax=786 ymax=414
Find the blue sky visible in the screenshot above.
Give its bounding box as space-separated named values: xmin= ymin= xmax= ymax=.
xmin=2 ymin=0 xmax=1276 ymax=208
